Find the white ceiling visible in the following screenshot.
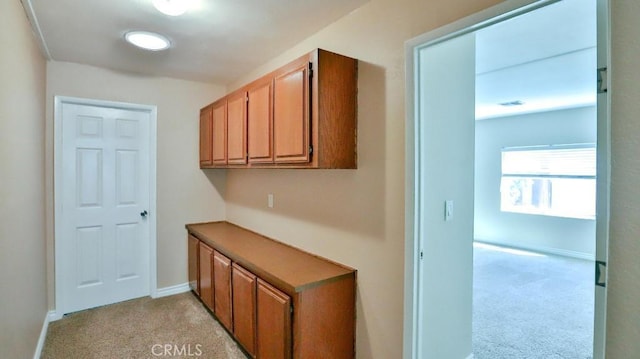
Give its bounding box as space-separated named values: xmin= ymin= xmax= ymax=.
xmin=25 ymin=0 xmax=368 ymax=83
xmin=475 ymin=0 xmax=597 ymax=119
xmin=24 ymin=0 xmax=596 ymax=118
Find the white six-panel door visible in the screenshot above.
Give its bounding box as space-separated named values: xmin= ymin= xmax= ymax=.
xmin=58 ymin=101 xmax=151 ymax=314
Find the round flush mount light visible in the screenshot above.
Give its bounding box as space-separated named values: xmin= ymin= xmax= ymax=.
xmin=124 ymin=31 xmax=170 ymax=51
xmin=153 ymin=0 xmax=189 ymax=16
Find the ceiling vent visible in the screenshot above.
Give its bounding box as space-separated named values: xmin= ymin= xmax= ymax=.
xmin=499 ymin=100 xmax=525 ymax=107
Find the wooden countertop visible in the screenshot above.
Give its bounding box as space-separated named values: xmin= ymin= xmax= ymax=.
xmin=186 ymin=221 xmax=356 ymax=294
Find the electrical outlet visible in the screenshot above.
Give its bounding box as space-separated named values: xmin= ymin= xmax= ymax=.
xmin=268 ymin=193 xmax=274 ymax=208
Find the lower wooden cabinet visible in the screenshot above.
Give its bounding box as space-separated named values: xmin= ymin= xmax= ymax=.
xmin=232 ymin=263 xmax=257 ymax=358
xmin=213 ymin=250 xmax=233 ymax=332
xmin=188 ymin=235 xmax=199 ymax=294
xmin=257 ymin=279 xmax=292 ymax=359
xmin=198 ymin=242 xmax=214 ymax=310
xmin=187 ymin=221 xmax=356 ymax=359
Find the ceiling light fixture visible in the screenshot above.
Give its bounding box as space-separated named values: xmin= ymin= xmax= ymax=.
xmin=153 ymin=0 xmax=189 ymax=16
xmin=124 ymin=31 xmax=171 ymax=51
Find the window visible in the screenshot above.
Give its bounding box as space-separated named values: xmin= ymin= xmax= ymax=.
xmin=500 ymin=144 xmax=596 ymax=220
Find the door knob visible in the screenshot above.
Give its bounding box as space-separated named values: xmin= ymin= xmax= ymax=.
xmin=140 ymin=210 xmax=148 ymax=217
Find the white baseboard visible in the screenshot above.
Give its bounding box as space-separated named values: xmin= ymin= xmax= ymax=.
xmin=153 ymin=282 xmax=191 ymax=298
xmin=474 ymin=239 xmax=595 ymax=261
xmin=48 ymin=309 xmax=63 ymax=322
xmin=33 ymin=310 xmax=55 ymax=359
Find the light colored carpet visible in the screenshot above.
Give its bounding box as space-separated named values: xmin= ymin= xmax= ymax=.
xmin=473 ymin=242 xmax=594 ymax=359
xmin=41 ymin=292 xmax=248 ymax=359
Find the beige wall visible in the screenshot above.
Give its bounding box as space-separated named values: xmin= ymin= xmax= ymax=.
xmin=4 ymin=0 xmax=639 ymax=357
xmin=224 ymin=0 xmax=501 ymax=357
xmin=0 ymin=0 xmax=48 ymax=357
xmin=45 ymin=62 xmax=227 ymax=307
xmin=608 ymin=0 xmax=640 ymax=357
xmin=224 ymin=0 xmax=640 ymax=358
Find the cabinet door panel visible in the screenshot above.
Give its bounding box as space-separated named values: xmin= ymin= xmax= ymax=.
xmin=248 ymin=81 xmax=273 ymax=163
xmin=199 ymin=106 xmax=213 ymax=167
xmin=212 ymin=100 xmax=227 ymax=165
xmin=198 ymin=242 xmax=214 ymax=310
xmin=188 ymin=235 xmax=199 ymax=294
xmin=227 ymin=92 xmax=247 ymax=164
xmin=257 ymin=279 xmax=291 ymax=359
xmin=273 ymin=62 xmax=310 ymax=163
xmin=213 ymin=251 xmax=233 ymax=332
xmin=232 ymin=264 xmax=257 ymax=357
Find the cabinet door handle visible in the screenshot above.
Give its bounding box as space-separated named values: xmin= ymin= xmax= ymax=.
xmin=140 ymin=210 xmax=148 ymax=217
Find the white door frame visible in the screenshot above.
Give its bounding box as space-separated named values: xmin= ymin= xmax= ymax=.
xmin=403 ymin=0 xmax=610 ymax=358
xmin=53 ymin=96 xmax=158 ymax=319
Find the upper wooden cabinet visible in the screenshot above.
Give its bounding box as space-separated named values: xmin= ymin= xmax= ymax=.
xmin=199 ymin=48 xmax=357 ymax=169
xmin=211 ymin=99 xmax=227 ymax=166
xmin=247 ymin=79 xmax=274 ymax=164
xmin=199 ymin=105 xmax=213 ymax=167
xmin=227 ymin=91 xmax=248 ymax=165
xmin=273 ymin=58 xmax=310 ymax=164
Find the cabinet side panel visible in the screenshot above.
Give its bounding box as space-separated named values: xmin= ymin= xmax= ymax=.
xmin=294 ymin=275 xmax=356 ymax=359
xmin=316 ymin=50 xmax=358 ymax=169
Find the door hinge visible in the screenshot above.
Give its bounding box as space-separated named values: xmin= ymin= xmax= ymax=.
xmin=309 ymin=145 xmax=313 ymax=155
xmin=597 ymin=67 xmax=608 ymax=94
xmin=420 ymin=251 xmax=424 ymax=260
xmin=309 ymin=62 xmax=313 ymax=78
xmin=595 ymin=260 xmax=607 ymax=287
xmin=290 ymin=305 xmax=294 ymax=314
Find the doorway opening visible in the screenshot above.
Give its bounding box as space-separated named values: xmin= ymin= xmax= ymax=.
xmin=404 ymin=0 xmax=609 ymax=358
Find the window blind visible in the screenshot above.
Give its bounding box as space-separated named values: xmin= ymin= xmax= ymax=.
xmin=502 ymin=144 xmax=596 ymax=178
